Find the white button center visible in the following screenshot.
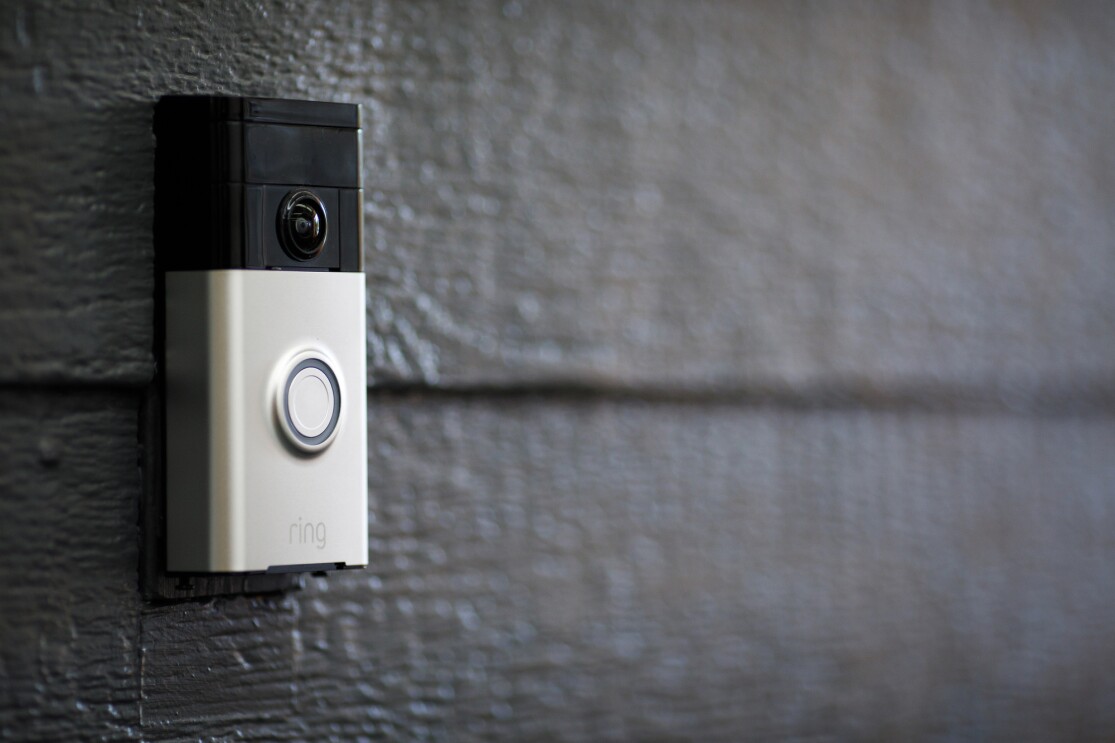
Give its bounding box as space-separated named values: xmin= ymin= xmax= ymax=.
xmin=289 ymin=369 xmax=334 ymax=438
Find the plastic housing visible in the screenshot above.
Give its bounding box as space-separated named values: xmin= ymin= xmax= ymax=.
xmin=165 ymin=270 xmax=367 ymax=572
xmin=155 ymin=96 xmax=367 ymax=573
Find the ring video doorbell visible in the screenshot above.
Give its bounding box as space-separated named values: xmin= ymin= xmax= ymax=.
xmin=155 ymin=96 xmax=367 ymax=573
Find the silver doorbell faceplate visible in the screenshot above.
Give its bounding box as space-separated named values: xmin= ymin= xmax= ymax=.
xmin=155 ymin=96 xmax=367 ymax=575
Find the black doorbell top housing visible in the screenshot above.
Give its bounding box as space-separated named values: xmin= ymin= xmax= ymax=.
xmin=154 ymin=96 xmax=363 ymax=273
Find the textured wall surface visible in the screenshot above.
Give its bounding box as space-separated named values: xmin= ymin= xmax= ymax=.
xmin=2 ymin=1 xmax=1114 ymax=740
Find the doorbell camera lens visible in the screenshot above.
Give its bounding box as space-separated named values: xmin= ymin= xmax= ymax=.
xmin=278 ymin=190 xmax=328 ymax=260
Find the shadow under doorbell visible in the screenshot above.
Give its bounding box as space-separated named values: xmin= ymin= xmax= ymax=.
xmin=155 ymin=96 xmax=367 ymax=574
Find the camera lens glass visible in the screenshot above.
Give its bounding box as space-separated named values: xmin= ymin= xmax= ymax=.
xmin=278 ymin=190 xmax=328 ymax=260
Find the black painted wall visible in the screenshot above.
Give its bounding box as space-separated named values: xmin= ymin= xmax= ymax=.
xmin=3 ymin=1 xmax=1115 ymax=740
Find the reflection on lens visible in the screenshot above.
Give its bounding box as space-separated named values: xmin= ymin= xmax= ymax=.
xmin=278 ymin=190 xmax=328 ymax=260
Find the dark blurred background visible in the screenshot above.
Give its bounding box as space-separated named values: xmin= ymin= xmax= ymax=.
xmin=2 ymin=1 xmax=1114 ymax=740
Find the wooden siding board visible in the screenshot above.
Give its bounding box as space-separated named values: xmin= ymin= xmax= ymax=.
xmin=2 ymin=391 xmax=1115 ymax=739
xmin=280 ymin=398 xmax=1115 ymax=741
xmin=138 ymin=596 xmax=303 ymax=741
xmin=0 ymin=392 xmax=141 ymax=741
xmin=1 ymin=2 xmax=1113 ymax=391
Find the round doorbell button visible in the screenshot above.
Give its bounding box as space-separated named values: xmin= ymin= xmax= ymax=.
xmin=289 ymin=367 xmax=335 ymax=438
xmin=278 ymin=355 xmax=342 ymax=452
